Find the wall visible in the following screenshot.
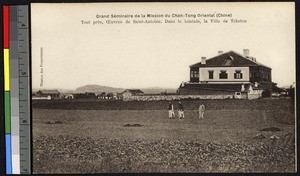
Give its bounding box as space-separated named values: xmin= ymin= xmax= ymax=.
xmin=199 ymin=67 xmax=249 ymax=82
xmin=248 ymin=94 xmax=260 ymax=100
xmin=32 ymin=96 xmax=51 ymax=100
xmin=122 ymin=94 xmax=244 ymax=101
xmin=178 ymin=87 xmax=236 ymax=95
xmin=248 ymin=89 xmax=263 ymax=100
xmin=51 ymin=94 xmax=61 ymax=100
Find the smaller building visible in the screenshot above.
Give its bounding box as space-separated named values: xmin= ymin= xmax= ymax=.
xmin=121 ymin=89 xmax=144 ymax=99
xmin=64 ymin=94 xmax=74 ymax=99
xmin=96 ymin=92 xmax=107 ymax=99
xmin=112 ymin=92 xmax=119 ymax=99
xmin=36 ymin=89 xmax=60 ymax=100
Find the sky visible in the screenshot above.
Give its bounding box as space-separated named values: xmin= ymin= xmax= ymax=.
xmin=31 ymin=2 xmax=295 ymax=90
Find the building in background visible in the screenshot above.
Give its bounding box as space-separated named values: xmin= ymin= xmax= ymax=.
xmin=178 ymin=50 xmax=272 ymax=99
xmin=35 ymin=89 xmax=61 ymax=100
xmin=63 ymin=94 xmax=74 ymax=99
xmin=121 ymin=89 xmax=144 ymax=99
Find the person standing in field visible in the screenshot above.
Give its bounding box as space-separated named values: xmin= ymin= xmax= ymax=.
xmin=198 ymin=104 xmax=205 ymax=119
xmin=178 ymin=101 xmax=185 ymax=119
xmin=168 ymin=102 xmax=175 ymax=118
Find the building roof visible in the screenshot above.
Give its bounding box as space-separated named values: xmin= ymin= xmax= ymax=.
xmin=37 ymin=89 xmax=60 ymax=95
xmin=124 ymin=89 xmax=144 ymax=94
xmin=190 ymin=50 xmax=271 ymax=69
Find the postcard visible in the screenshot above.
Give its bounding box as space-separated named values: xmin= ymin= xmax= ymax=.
xmin=31 ymin=2 xmax=296 ymax=173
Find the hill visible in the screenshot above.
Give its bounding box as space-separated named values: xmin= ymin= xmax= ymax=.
xmin=75 ymin=84 xmax=125 ymax=93
xmin=33 ymin=85 xmax=178 ymax=94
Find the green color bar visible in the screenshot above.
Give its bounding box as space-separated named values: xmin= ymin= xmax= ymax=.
xmin=5 ymin=91 xmax=11 ymax=133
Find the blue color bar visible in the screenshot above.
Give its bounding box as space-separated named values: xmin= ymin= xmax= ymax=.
xmin=6 ymin=134 xmax=12 ymax=174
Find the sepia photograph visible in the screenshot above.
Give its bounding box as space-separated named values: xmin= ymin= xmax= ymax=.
xmin=31 ymin=2 xmax=296 ymax=173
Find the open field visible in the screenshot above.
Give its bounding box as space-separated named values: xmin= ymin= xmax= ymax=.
xmin=32 ymin=99 xmax=295 ymax=173
xmin=32 ymin=98 xmax=294 ymax=111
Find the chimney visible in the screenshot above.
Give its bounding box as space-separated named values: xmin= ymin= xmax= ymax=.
xmin=243 ymin=49 xmax=249 ymax=57
xmin=241 ymin=84 xmax=245 ymax=92
xmin=218 ymin=51 xmax=223 ymax=55
xmin=201 ymin=57 xmax=206 ymax=64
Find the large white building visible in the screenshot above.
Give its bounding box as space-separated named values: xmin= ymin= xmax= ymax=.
xmin=178 ymin=50 xmax=272 ymax=99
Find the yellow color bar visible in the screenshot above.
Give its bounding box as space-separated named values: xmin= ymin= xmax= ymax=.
xmin=4 ymin=49 xmax=10 ymax=91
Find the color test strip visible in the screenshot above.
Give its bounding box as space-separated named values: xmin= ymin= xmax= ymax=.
xmin=3 ymin=5 xmax=12 ymax=174
xmin=10 ymin=6 xmax=21 ymax=174
xmin=17 ymin=5 xmax=31 ymax=174
xmin=3 ymin=6 xmax=9 ymax=49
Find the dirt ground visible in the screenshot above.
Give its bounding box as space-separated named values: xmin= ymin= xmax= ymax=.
xmin=32 ymin=99 xmax=296 ymax=173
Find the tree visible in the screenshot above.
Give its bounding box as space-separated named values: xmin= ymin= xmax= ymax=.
xmin=288 ymin=85 xmax=295 ymax=99
xmin=271 ymin=82 xmax=285 ymax=93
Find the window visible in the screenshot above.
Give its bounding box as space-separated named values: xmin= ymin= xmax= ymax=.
xmin=190 ymin=71 xmax=199 ymax=78
xmin=234 ymin=70 xmax=243 ymax=79
xmin=267 ymin=74 xmax=270 ymax=81
xmin=208 ymin=71 xmax=214 ymax=79
xmin=219 ymin=70 xmax=228 ymax=79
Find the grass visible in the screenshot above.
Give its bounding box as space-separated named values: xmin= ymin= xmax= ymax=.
xmin=32 ymin=99 xmax=295 ymax=173
xmin=33 ymin=136 xmax=295 ymax=173
xmin=32 ymin=98 xmax=294 ymax=111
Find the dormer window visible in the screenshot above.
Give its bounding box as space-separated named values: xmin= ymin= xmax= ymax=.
xmin=223 ymin=56 xmax=234 ymax=66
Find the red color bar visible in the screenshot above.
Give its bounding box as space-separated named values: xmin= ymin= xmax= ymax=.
xmin=3 ymin=6 xmax=9 ymax=49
